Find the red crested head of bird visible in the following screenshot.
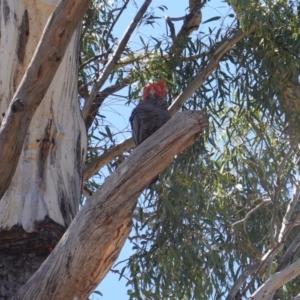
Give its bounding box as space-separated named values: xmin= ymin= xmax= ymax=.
xmin=142 ymin=80 xmax=168 ymax=100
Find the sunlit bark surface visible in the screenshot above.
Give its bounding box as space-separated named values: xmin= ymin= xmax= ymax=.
xmin=0 ymin=0 xmax=86 ymax=232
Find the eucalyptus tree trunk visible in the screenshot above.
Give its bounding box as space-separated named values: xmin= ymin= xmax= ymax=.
xmin=0 ymin=0 xmax=86 ymax=297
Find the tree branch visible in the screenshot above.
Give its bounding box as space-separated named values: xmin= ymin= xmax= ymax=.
xmin=168 ymin=28 xmax=252 ymax=115
xmin=278 ymin=182 xmax=300 ymax=242
xmin=241 ymin=212 xmax=300 ymax=298
xmin=84 ymin=76 xmax=132 ymax=130
xmin=84 ymin=0 xmax=207 ymax=133
xmin=276 ymin=232 xmax=300 ymax=272
xmin=250 ymin=257 xmax=300 ymax=299
xmin=165 ymin=4 xmax=204 ymax=58
xmin=82 ymin=27 xmax=253 ymax=182
xmin=226 ymin=262 xmax=260 ymax=300
xmin=82 ymin=0 xmax=152 ymax=120
xmin=231 ymin=199 xmax=270 ymax=230
xmin=83 ymin=137 xmax=134 ymax=181
xmin=0 ymin=0 xmax=92 ymax=200
xmin=177 ymin=9 xmax=202 ymax=37
xmin=14 ymin=111 xmax=208 ymax=299
xmin=104 ymin=0 xmax=130 ymax=52
xmin=292 ymin=292 xmax=300 ymax=300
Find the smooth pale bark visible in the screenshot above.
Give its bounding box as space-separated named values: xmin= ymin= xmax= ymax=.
xmin=250 ymin=258 xmax=300 ymax=299
xmin=0 ymin=0 xmax=90 ymax=203
xmin=14 ymin=111 xmax=208 ymax=300
xmin=0 ymin=0 xmax=87 ymax=231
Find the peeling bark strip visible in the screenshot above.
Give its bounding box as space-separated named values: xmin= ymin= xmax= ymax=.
xmin=0 ymin=0 xmax=92 ymax=200
xmin=3 ymin=0 xmax=10 ymax=25
xmin=14 ymin=111 xmax=208 ymax=300
xmin=17 ymin=9 xmax=29 ymax=63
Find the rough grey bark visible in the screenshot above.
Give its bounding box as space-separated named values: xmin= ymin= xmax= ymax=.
xmin=0 ymin=218 xmax=65 ymax=299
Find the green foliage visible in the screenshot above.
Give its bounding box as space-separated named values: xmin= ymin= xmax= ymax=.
xmin=229 ymin=0 xmax=300 ymax=117
xmin=126 ymin=98 xmax=300 ymax=298
xmin=81 ymin=0 xmax=300 ymax=299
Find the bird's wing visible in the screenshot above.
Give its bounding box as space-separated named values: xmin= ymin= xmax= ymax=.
xmin=129 ymin=99 xmax=171 ymax=146
xmin=129 ymin=106 xmax=142 ymax=146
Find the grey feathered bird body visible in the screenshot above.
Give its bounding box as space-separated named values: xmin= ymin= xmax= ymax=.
xmin=130 ymin=98 xmax=171 ymax=146
xmin=129 ymin=97 xmax=171 ymax=185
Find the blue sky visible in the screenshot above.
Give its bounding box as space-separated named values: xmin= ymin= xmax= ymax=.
xmin=92 ymin=1 xmax=231 ymax=299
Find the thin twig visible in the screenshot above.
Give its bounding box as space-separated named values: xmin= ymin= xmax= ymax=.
xmin=231 ymin=199 xmax=270 ymax=230
xmin=226 ymin=262 xmax=260 ymax=300
xmin=110 ymin=268 xmax=131 ymax=282
xmin=169 ymin=28 xmax=253 ymax=116
xmin=79 ymin=52 xmax=109 ymax=71
xmin=85 ymin=76 xmax=132 ymax=130
xmin=104 ymin=0 xmax=130 ymax=51
xmin=240 ymin=212 xmax=300 ymax=298
xmin=82 ymin=0 xmax=152 ymax=119
xmin=83 ymin=138 xmax=133 ymax=181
